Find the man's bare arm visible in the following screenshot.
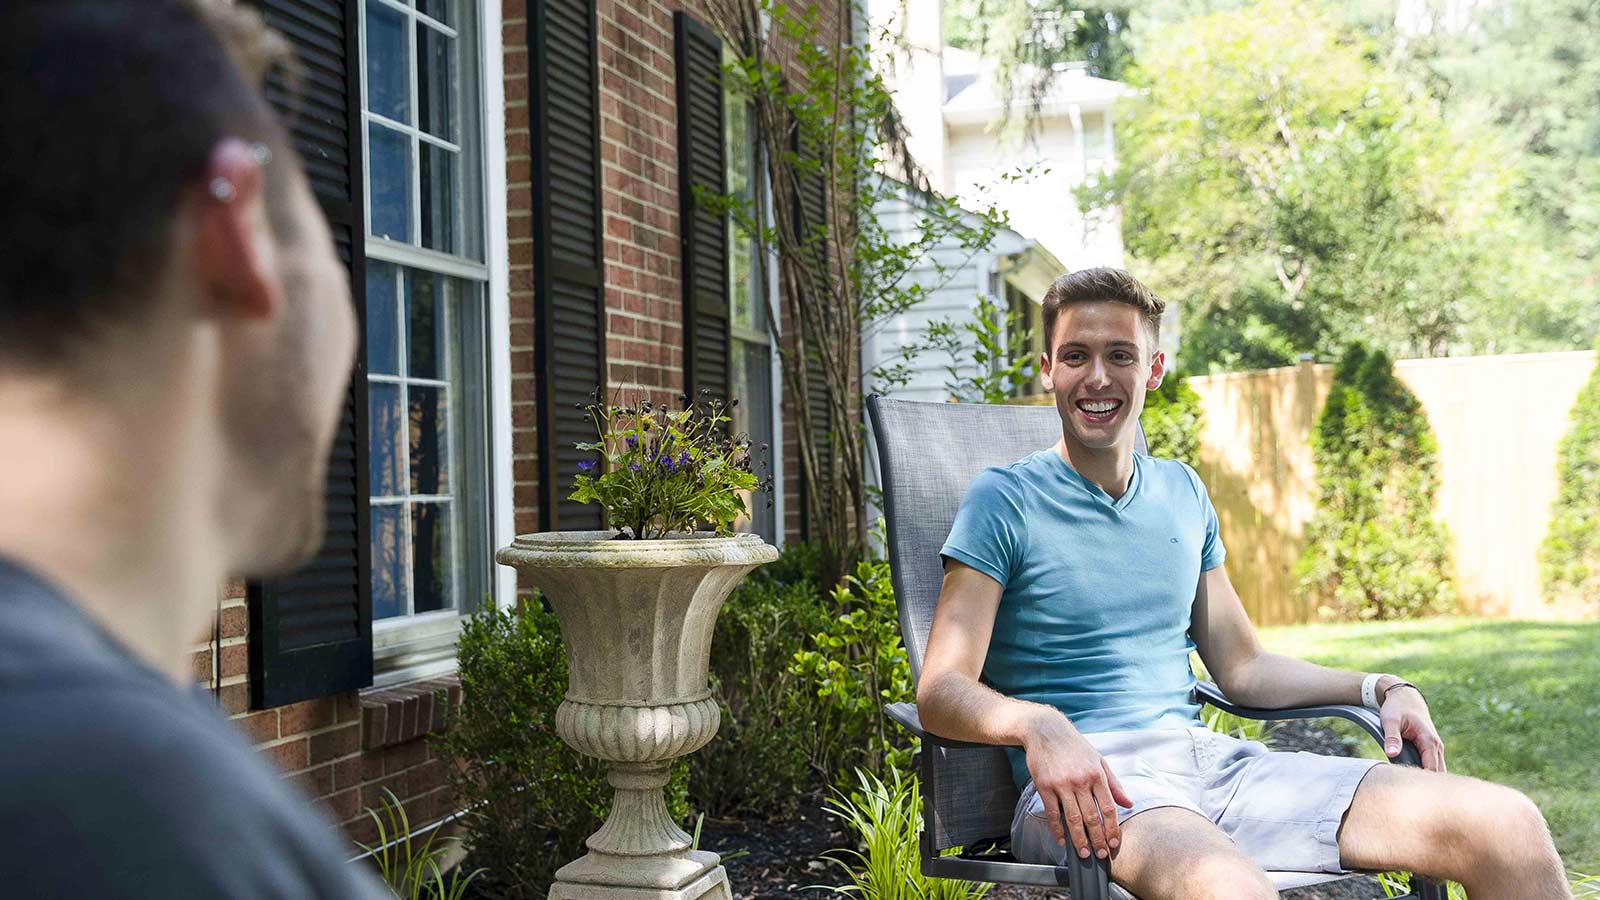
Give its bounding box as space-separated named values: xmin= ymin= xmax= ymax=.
xmin=919 ymin=560 xmax=1132 ymax=860
xmin=916 ymin=561 xmax=1061 ymax=744
xmin=1191 ymin=565 xmax=1446 ymax=769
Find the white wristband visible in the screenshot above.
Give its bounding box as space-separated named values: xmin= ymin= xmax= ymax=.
xmin=1361 ymin=673 xmax=1389 ymax=711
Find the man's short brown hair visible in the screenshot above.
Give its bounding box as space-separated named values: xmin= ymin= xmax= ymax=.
xmin=0 ymin=0 xmax=298 ymax=373
xmin=1041 ymin=268 xmax=1167 ymax=354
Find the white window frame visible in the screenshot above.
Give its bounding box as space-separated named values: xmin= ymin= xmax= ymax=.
xmin=359 ymin=0 xmax=513 ymax=687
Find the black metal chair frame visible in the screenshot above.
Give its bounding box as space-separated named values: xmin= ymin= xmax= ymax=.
xmin=866 ymin=394 xmax=1446 ymax=900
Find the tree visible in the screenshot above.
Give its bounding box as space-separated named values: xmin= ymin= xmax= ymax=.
xmin=701 ymin=0 xmax=1006 ymax=586
xmin=1296 ymin=345 xmax=1456 ymax=620
xmin=1080 ymin=1 xmax=1576 ymax=372
xmin=1540 ymin=343 xmax=1600 ymax=612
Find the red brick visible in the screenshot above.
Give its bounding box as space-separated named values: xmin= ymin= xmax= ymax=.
xmin=337 ymin=691 xmax=364 ymax=724
xmin=236 ymin=709 xmax=279 ymax=744
xmin=321 ymin=787 xmax=362 ymax=824
xmin=190 ymin=648 xmax=212 ymax=682
xmin=333 ymin=756 xmax=363 ymax=791
xmin=308 ymin=724 xmax=362 ymax=765
xmin=217 ymin=683 xmax=250 ymax=716
xmin=218 ymin=604 xmax=248 ymax=640
xmin=362 ymin=704 xmax=387 ymax=750
xmin=218 ymin=643 xmax=248 ymax=679
xmin=260 ymin=738 xmax=308 ymax=772
xmin=279 ymin=697 xmax=338 ymax=736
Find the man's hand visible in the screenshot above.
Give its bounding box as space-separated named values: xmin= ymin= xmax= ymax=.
xmin=1024 ymin=711 xmax=1133 ymax=861
xmin=1380 ymin=684 xmax=1446 ymax=772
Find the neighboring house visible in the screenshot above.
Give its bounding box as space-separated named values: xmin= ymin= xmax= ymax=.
xmin=204 ymin=0 xmax=843 ymax=849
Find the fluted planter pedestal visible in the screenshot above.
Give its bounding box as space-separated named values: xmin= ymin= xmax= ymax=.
xmin=496 ymin=531 xmax=778 ymax=900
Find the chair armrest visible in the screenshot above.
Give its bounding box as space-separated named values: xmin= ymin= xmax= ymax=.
xmin=1193 ymin=680 xmax=1424 ymax=767
xmin=884 ymin=702 xmax=1022 ymax=750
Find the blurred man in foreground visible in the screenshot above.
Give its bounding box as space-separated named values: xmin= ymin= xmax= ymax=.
xmin=0 ymin=1 xmax=387 ymax=895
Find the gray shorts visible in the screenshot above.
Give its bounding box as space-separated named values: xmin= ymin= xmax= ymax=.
xmin=1011 ymin=727 xmax=1382 ymax=875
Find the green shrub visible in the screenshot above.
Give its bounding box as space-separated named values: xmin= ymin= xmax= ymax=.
xmin=1141 ymin=372 xmax=1203 ymax=467
xmin=1296 ymin=345 xmax=1457 ymax=620
xmin=690 ymin=550 xmax=831 ymax=818
xmin=817 ymin=768 xmax=992 ymax=900
xmin=790 ymin=545 xmax=917 ymax=787
xmin=439 ymin=601 xmax=687 ymax=899
xmin=1541 ymin=347 xmax=1600 ymax=610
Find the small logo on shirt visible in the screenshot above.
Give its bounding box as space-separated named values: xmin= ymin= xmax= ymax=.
xmin=1170 ymin=537 xmax=1180 ymax=543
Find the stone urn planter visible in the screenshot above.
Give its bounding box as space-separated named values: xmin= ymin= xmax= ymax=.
xmin=495 ymin=530 xmax=778 ymax=900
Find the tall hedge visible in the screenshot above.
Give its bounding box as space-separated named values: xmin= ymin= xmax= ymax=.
xmin=1141 ymin=372 xmax=1203 ymax=467
xmin=1540 ymin=345 xmax=1600 ymax=610
xmin=1296 ymin=345 xmax=1457 ymax=620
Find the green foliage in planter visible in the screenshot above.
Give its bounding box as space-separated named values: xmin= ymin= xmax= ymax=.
xmin=691 ymin=549 xmax=831 ymax=818
xmin=356 ymin=788 xmax=482 ymax=900
xmin=439 ymin=602 xmax=688 ymax=899
xmin=1141 ymin=373 xmax=1203 ymax=468
xmin=817 ymin=768 xmax=992 ymax=900
xmin=1296 ymin=345 xmax=1457 ymax=620
xmin=790 ymin=545 xmax=917 ymax=787
xmin=1541 ymin=346 xmax=1600 ymax=610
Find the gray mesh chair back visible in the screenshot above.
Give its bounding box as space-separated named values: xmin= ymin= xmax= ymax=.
xmin=865 ymin=395 xmax=1146 ymax=850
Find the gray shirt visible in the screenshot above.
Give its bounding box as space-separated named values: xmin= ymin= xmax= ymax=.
xmin=0 ymin=558 xmax=391 ymax=899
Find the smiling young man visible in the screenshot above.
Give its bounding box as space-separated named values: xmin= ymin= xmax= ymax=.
xmin=0 ymin=2 xmax=388 ymax=896
xmin=916 ymin=268 xmax=1570 ymax=899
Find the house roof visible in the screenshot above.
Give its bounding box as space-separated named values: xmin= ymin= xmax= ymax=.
xmin=941 ymin=45 xmax=1133 ymax=126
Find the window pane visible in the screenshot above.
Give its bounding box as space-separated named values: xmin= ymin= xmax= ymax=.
xmin=365 ymin=260 xmax=401 ymax=375
xmin=369 ymin=382 xmax=405 ymax=497
xmin=730 ymin=339 xmax=775 ymax=543
xmin=368 ymin=123 xmax=412 ymax=241
xmin=420 ymin=143 xmax=459 ymax=253
xmin=365 ymin=0 xmax=409 ymax=123
xmin=417 ymin=24 xmax=457 ymax=141
xmin=371 ymin=504 xmax=406 ymax=619
xmin=723 ymin=93 xmax=764 ymax=334
xmin=409 ymin=384 xmax=449 ymax=495
xmin=405 ymin=269 xmax=445 ymax=379
xmin=412 ymin=502 xmax=454 ymax=613
xmin=417 ymin=0 xmax=455 ymax=27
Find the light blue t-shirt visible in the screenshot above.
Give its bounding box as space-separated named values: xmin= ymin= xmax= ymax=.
xmin=939 ymin=449 xmax=1227 ymax=789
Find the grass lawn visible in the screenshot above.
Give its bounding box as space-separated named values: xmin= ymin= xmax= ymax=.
xmin=1258 ymin=617 xmax=1600 ymax=875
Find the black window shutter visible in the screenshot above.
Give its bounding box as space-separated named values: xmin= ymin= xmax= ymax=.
xmin=246 ymin=0 xmax=373 ymax=709
xmin=532 ymin=0 xmax=607 ymax=532
xmin=675 ymin=12 xmax=730 ymax=407
xmin=793 ymin=135 xmax=832 ymax=541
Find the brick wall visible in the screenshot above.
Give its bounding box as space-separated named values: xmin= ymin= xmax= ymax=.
xmin=196 ymin=0 xmax=846 ymax=853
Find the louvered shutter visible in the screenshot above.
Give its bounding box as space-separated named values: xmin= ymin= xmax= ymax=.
xmin=675 ymin=12 xmax=730 ymax=406
xmin=246 ymin=0 xmax=373 ymax=709
xmin=793 ymin=135 xmax=832 ymax=540
xmin=532 ymin=0 xmax=607 ymax=532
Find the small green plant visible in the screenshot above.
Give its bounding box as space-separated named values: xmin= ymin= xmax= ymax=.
xmin=917 ymin=293 xmax=1037 ymax=404
xmin=1540 ymin=345 xmax=1600 ymax=611
xmin=356 ymin=788 xmax=483 ymax=900
xmin=1296 ymin=344 xmax=1457 ymax=621
xmin=439 ymin=601 xmax=689 ymax=899
xmin=817 ymin=767 xmax=992 ymax=900
xmin=1200 ymin=705 xmax=1271 ymax=744
xmin=569 ymin=390 xmax=768 ymax=539
xmin=691 ymin=545 xmax=831 ymax=818
xmin=1140 ymin=373 xmax=1204 ymax=468
xmin=790 ymin=535 xmax=916 ymax=787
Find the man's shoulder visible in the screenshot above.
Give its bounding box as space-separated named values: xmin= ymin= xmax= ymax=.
xmin=0 ymin=681 xmax=385 ymax=899
xmin=1140 ymin=454 xmax=1206 ymax=496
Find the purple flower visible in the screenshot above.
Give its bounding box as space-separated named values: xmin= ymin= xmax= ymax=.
xmin=677 ymin=451 xmax=690 ymax=466
xmin=626 ymin=435 xmax=639 ymax=449
xmin=629 ymin=462 xmax=642 ymax=472
xmin=577 ymin=459 xmax=597 ymax=473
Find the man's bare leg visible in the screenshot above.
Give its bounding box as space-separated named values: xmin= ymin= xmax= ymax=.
xmin=1338 ymin=765 xmax=1570 ymax=899
xmin=1107 ymin=807 xmax=1275 ymax=900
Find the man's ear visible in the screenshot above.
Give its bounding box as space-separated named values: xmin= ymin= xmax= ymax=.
xmin=1040 ymin=349 xmax=1054 ymax=391
xmin=190 ymin=138 xmax=279 ymax=321
xmin=1147 ymin=349 xmax=1167 ymax=391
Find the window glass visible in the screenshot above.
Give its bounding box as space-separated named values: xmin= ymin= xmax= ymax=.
xmin=366 ymin=0 xmax=409 ymax=122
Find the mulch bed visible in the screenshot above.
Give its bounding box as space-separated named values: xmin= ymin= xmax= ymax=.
xmin=699 ymin=719 xmax=1390 ymax=900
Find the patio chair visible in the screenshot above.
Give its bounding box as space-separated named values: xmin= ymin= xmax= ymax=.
xmin=865 ymin=395 xmax=1445 ymax=900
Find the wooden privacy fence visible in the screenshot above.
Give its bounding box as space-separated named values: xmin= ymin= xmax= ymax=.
xmin=1188 ymin=351 xmax=1597 ymax=625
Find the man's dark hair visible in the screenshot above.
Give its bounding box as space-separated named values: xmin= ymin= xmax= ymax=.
xmin=1040 ymin=267 xmax=1167 ymax=355
xmin=0 ymin=0 xmax=299 ymax=372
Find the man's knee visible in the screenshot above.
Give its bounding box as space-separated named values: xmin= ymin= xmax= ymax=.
xmin=1454 ymin=784 xmax=1556 ymax=865
xmin=1163 ymin=854 xmax=1275 ymax=900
